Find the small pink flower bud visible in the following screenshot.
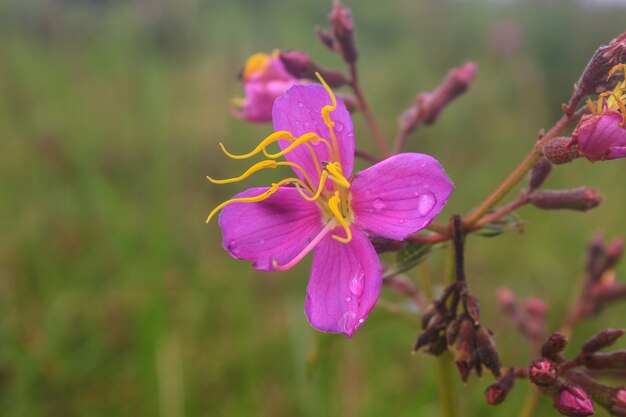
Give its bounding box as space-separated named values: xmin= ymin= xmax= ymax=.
xmin=329 ymin=0 xmax=358 ymax=63
xmin=279 ymin=51 xmax=349 ymax=88
xmin=529 ymin=358 xmax=558 ymax=386
xmin=583 ymin=351 xmax=626 ymax=369
xmin=554 ymin=386 xmax=595 ymax=417
xmin=485 ymin=374 xmax=515 ymax=405
xmin=523 ymin=297 xmax=548 ymax=319
xmin=613 ymin=388 xmax=626 ymax=415
xmin=606 ymin=236 xmax=625 ymax=268
xmin=543 ymin=136 xmax=580 ymax=164
xmin=582 ymin=328 xmax=625 ymax=354
xmin=570 ymin=112 xmax=626 ymax=161
xmin=315 ymin=26 xmax=337 ymax=50
xmin=528 ymin=188 xmax=602 ymax=212
xmin=497 ymin=287 xmax=516 ymax=310
xmin=542 ymin=332 xmax=568 ymax=359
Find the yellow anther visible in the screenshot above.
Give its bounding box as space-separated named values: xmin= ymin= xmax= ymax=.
xmin=219 ymin=131 xmax=296 ymax=160
xmin=586 ymin=97 xmax=599 ymax=114
xmin=607 ymin=63 xmax=625 ymax=80
xmin=325 ymin=162 xmax=350 ymax=189
xmin=243 ymin=52 xmax=271 ymax=80
xmin=262 ymin=132 xmax=323 ymax=158
xmin=328 ymin=192 xmax=352 ymax=243
xmin=206 ymin=183 xmax=280 ymax=224
xmin=315 ymin=72 xmax=341 ymax=162
xmin=207 ymin=160 xmax=278 ymax=184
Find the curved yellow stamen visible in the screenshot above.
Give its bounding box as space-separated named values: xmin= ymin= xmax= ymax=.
xmin=263 ymin=133 xmax=324 ymax=158
xmin=325 ymin=162 xmax=351 ymax=189
xmin=219 ymin=131 xmax=297 ymax=160
xmin=276 ymin=162 xmax=316 ymax=190
xmin=206 ymin=183 xmax=280 ymax=224
xmin=315 ymin=72 xmax=341 ymax=162
xmin=298 ymin=170 xmax=329 ymax=202
xmin=328 ymin=192 xmax=352 ymax=243
xmin=207 ymin=160 xmax=278 ymax=184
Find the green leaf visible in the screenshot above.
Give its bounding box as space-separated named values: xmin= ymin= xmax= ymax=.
xmin=475 ymin=211 xmax=526 ymax=238
xmin=384 ymin=240 xmax=443 ymax=278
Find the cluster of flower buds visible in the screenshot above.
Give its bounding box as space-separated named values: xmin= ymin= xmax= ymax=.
xmin=497 ymin=287 xmax=547 ymax=343
xmin=567 ymin=235 xmax=626 ymax=325
xmin=414 ymin=283 xmax=501 ymax=382
xmin=316 ymin=0 xmax=358 ymax=64
xmin=397 ymin=62 xmax=477 ymax=134
xmin=526 ymin=328 xmax=626 ymax=416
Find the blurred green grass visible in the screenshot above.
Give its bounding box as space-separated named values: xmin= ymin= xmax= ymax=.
xmin=0 ymin=0 xmax=625 ymax=416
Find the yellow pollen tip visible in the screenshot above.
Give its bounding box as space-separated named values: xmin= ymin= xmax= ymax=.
xmin=325 ymin=162 xmax=350 ymax=189
xmin=243 ymin=52 xmax=271 ymax=80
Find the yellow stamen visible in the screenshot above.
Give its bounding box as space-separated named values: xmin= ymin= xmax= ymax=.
xmin=315 ymin=72 xmax=341 ymax=161
xmin=325 ymin=162 xmax=351 ymax=189
xmin=243 ymin=52 xmax=271 ymax=80
xmin=207 ymin=160 xmax=278 ymax=184
xmin=299 ymin=170 xmax=329 ymax=202
xmin=262 ymin=133 xmax=325 ymax=158
xmin=206 ymin=183 xmax=280 ymax=224
xmin=219 ymin=131 xmax=297 ymax=160
xmin=328 ymin=192 xmax=352 ymax=243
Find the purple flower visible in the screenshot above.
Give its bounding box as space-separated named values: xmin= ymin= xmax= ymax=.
xmin=570 ymin=63 xmax=626 ymax=161
xmin=209 ymin=79 xmax=453 ymax=337
xmin=230 ymin=51 xmax=299 ymax=123
xmin=554 ymin=386 xmax=595 ymax=417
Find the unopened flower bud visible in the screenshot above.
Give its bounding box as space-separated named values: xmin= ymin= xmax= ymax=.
xmin=583 ymin=351 xmax=626 ymax=369
xmin=427 ymin=335 xmax=448 ymax=356
xmin=528 ymin=188 xmax=602 ymax=212
xmin=315 ymin=26 xmax=337 ymax=50
xmin=611 ymin=389 xmax=626 ymax=417
xmin=543 ymin=137 xmax=580 ymax=164
xmin=582 ymin=328 xmax=625 ymax=354
xmin=336 ymin=93 xmax=359 ymax=112
xmin=542 ymin=332 xmax=568 ymax=359
xmin=475 ymin=326 xmax=502 ymax=378
xmin=414 ymin=327 xmax=439 ymax=353
xmin=446 ymin=317 xmax=462 ymax=347
xmin=529 ymin=358 xmax=558 ymax=386
xmin=329 ymin=0 xmax=358 ymax=63
xmin=554 ymin=386 xmax=595 ymax=417
xmin=485 ymin=373 xmax=515 ymax=405
xmin=497 ymin=287 xmax=516 ymax=311
xmin=606 ymin=237 xmax=625 ymax=269
xmin=523 ymin=297 xmax=548 ymax=319
xmin=280 ymin=51 xmax=349 ymax=88
xmin=529 ymin=157 xmax=553 ymax=190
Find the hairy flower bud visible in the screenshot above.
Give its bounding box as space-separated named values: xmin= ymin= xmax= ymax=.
xmin=529 ymin=157 xmax=553 ymax=190
xmin=528 ymin=188 xmax=602 ymax=212
xmin=529 ymin=358 xmax=558 ymax=386
xmin=611 ymin=389 xmax=626 ymax=417
xmin=543 ymin=137 xmax=580 ymax=164
xmin=329 ymin=0 xmax=358 ymax=63
xmin=279 ymin=51 xmax=348 ymax=88
xmin=315 ymin=26 xmax=337 ymax=50
xmin=485 ymin=373 xmax=515 ymax=405
xmin=606 ymin=236 xmax=625 ymax=269
xmin=582 ymin=328 xmax=625 ymax=354
xmin=455 ymin=319 xmax=475 ymax=383
xmin=583 ymin=351 xmax=626 ymax=369
xmin=475 ymin=326 xmax=502 ymax=378
xmin=542 ymin=332 xmax=568 ymax=359
xmin=464 ymin=294 xmax=481 ymax=325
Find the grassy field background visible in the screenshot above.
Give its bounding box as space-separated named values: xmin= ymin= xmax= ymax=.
xmin=1 ymin=0 xmax=626 ymax=416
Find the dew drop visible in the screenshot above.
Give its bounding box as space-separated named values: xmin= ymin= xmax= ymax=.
xmin=345 ymin=296 xmax=352 ymax=302
xmin=417 ymin=192 xmax=437 ymax=216
xmin=338 ymin=311 xmax=357 ymax=333
xmin=335 ymin=121 xmax=344 ymax=132
xmin=372 ymin=198 xmax=385 ymax=210
xmin=399 ymin=219 xmax=405 ymax=224
xmin=259 ymin=238 xmax=266 ymax=245
xmin=349 ymin=273 xmax=365 ymax=297
xmin=297 ymin=102 xmax=304 ymax=108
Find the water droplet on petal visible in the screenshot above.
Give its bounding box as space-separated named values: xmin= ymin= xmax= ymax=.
xmin=345 ymin=296 xmax=351 ymax=302
xmin=399 ymin=219 xmax=405 ymax=224
xmin=338 ymin=311 xmax=357 ymax=333
xmin=298 ymin=102 xmax=304 ymax=108
xmin=417 ymin=192 xmax=437 ymax=216
xmin=259 ymin=238 xmax=265 ymax=245
xmin=373 ymin=198 xmax=385 ymax=210
xmin=349 ymin=273 xmax=365 ymax=297
xmin=335 ymin=121 xmax=344 ymax=132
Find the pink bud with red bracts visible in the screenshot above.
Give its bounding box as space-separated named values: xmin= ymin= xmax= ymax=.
xmin=554 ymin=386 xmax=595 ymax=417
xmin=612 ymin=388 xmax=626 ymax=416
xmin=570 ymin=111 xmax=626 ymax=161
xmin=529 ymin=358 xmax=558 ymax=386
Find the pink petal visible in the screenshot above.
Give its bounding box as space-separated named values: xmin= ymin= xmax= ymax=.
xmin=607 ymin=146 xmax=626 ymax=159
xmin=218 ymin=187 xmax=323 ymax=271
xmin=305 ymin=227 xmax=382 ymax=338
xmin=238 ymin=79 xmax=296 ymax=123
xmin=351 ymin=153 xmax=454 ymax=240
xmin=272 ymin=84 xmax=354 ymax=184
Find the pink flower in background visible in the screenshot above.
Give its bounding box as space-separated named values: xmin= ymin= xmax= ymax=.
xmin=570 ymin=63 xmax=626 ymax=161
xmin=209 ymin=80 xmax=453 ymax=337
xmin=230 ymin=50 xmax=298 ymax=123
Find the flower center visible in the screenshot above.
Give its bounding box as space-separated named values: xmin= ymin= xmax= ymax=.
xmin=207 ymin=74 xmax=354 ymax=244
xmin=587 ymin=63 xmax=626 ymax=125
